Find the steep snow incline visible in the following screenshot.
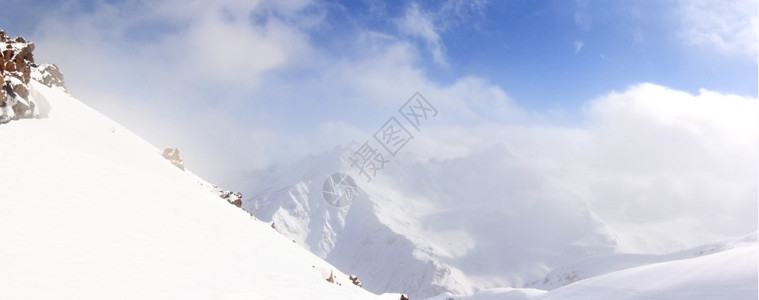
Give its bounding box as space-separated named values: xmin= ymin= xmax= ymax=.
xmin=0 ymin=81 xmax=383 ymax=299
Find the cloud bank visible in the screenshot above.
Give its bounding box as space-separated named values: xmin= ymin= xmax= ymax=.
xmin=678 ymin=0 xmax=758 ymax=59
xmin=12 ymin=0 xmax=756 ymax=205
xmin=402 ymin=83 xmax=757 ymax=252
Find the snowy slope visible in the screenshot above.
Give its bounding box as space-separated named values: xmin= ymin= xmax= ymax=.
xmin=0 ymin=80 xmax=388 ymax=299
xmin=537 ymin=244 xmax=758 ymax=300
xmin=529 ymin=231 xmax=758 ymax=290
xmin=424 ymin=241 xmax=757 ymax=300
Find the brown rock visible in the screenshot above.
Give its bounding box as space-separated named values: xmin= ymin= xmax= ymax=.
xmin=40 ymin=64 xmax=65 ymax=88
xmin=12 ymin=98 xmax=30 ymax=118
xmin=161 ymin=147 xmax=185 ymax=170
xmin=19 ymin=43 xmax=34 ymax=63
xmin=1 ymin=81 xmax=12 ymax=96
xmin=0 ymin=88 xmax=6 ymax=108
xmin=349 ymin=275 xmax=362 ymax=287
xmin=22 ymin=65 xmax=30 ymax=84
xmin=12 ymin=84 xmax=28 ymax=100
xmin=14 ymin=52 xmax=24 ymax=68
xmin=0 ymin=31 xmax=51 ymax=124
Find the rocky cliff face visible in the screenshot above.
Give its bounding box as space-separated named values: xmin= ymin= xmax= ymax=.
xmin=1 ymin=30 xmax=67 ymax=124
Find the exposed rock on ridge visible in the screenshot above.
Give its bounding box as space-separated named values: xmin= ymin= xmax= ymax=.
xmin=162 ymin=147 xmax=185 ymax=170
xmin=1 ymin=30 xmax=68 ymax=124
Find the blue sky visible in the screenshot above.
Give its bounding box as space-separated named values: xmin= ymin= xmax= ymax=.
xmin=344 ymin=0 xmax=756 ymax=109
xmin=1 ymin=0 xmax=756 ymax=184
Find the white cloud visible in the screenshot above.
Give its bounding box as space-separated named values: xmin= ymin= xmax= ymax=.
xmin=573 ymin=0 xmax=592 ymax=31
xmin=24 ymin=0 xmax=522 ymax=186
xmin=437 ymin=0 xmax=488 ymax=30
xmin=397 ymin=2 xmax=447 ymax=66
xmin=24 ymin=0 xmax=323 ymax=183
xmin=402 ymin=83 xmax=757 ymax=251
xmin=574 ymin=40 xmax=584 ymax=55
xmin=22 ymin=0 xmax=758 ymax=239
xmin=678 ymin=0 xmax=758 ymax=59
xmin=581 ymin=84 xmax=757 ymax=248
xmin=393 ymin=0 xmax=486 ymax=66
xmin=574 ymin=12 xmax=591 ymax=31
xmin=176 ymin=17 xmax=289 ymax=86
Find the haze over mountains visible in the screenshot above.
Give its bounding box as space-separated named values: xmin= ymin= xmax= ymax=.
xmin=240 ymin=113 xmax=758 ymax=297
xmin=1 ymin=25 xmax=757 ymax=300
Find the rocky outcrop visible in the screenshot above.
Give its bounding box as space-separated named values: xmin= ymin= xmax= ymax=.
xmin=219 ymin=190 xmax=243 ymax=207
xmin=162 ymin=147 xmax=185 ymax=170
xmin=200 ymin=181 xmax=251 ymax=216
xmin=1 ymin=30 xmax=68 ymax=124
xmin=36 ymin=64 xmax=66 ymax=88
xmin=326 ymin=270 xmax=335 ymax=283
xmin=349 ymin=274 xmax=362 ymax=287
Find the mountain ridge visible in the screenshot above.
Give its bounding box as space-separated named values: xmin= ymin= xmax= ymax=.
xmin=0 ymin=29 xmax=67 ymax=123
xmin=240 ymin=138 xmax=757 ymax=298
xmin=0 ymin=31 xmax=393 ymax=300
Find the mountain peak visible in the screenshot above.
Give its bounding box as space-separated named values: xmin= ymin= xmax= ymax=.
xmin=1 ymin=30 xmax=67 ymax=124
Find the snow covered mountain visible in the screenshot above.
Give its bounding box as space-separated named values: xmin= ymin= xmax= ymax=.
xmin=241 ymin=148 xmax=758 ymax=299
xmin=237 ymin=146 xmax=605 ymax=296
xmin=0 ymin=31 xmax=398 ymax=299
xmin=241 ymin=129 xmax=757 ymax=298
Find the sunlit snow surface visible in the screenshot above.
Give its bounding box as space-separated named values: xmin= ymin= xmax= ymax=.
xmin=0 ymin=81 xmax=385 ymax=299
xmin=426 ymin=241 xmax=757 ymax=300
xmin=537 ymin=245 xmax=758 ymax=299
